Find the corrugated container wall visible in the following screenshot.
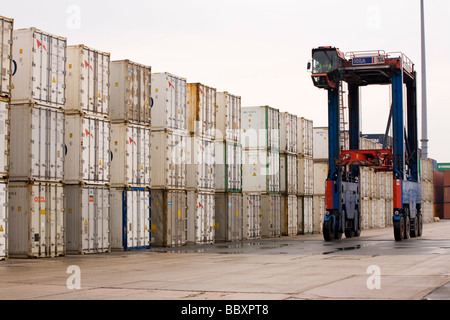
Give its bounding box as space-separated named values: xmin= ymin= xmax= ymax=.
xmin=187 ymin=190 xmax=215 ymax=245
xmin=110 ymin=123 xmax=151 ymax=187
xmin=261 ymin=194 xmax=281 ymax=238
xmin=11 ymin=28 xmax=66 ymax=108
xmin=151 ymin=73 xmax=187 ymax=131
xmin=215 ymin=193 xmax=243 ymax=242
xmin=280 ymin=153 xmax=298 ymax=195
xmin=280 ymin=112 xmax=297 ymax=154
xmin=65 ymin=45 xmax=110 ymax=116
xmin=0 ymin=16 xmax=13 ymax=98
xmin=298 ymin=118 xmax=313 ymax=157
xmin=110 ymin=60 xmax=151 ymax=124
xmin=243 ymin=149 xmax=280 ymax=194
xmin=64 ymin=114 xmax=111 ymax=185
xmin=297 ymin=156 xmax=314 ymax=196
xmin=110 ymin=187 xmax=151 ymax=251
xmin=10 ymin=104 xmax=65 ymax=182
xmin=241 ymin=106 xmax=280 ymax=151
xmin=313 ymin=195 xmax=325 ymax=234
xmin=215 ymin=92 xmax=241 ymax=143
xmin=243 ymin=193 xmax=261 ymax=240
xmin=298 ymin=196 xmax=313 ymax=234
xmin=65 ymin=184 xmax=110 ymax=254
xmin=0 ymin=182 xmax=7 ymax=260
xmin=214 ymin=141 xmax=242 ymax=193
xmin=186 ymin=136 xmax=215 ymax=191
xmin=150 ymin=130 xmax=187 ymax=190
xmin=150 ymin=189 xmax=187 ymax=247
xmin=8 ymin=182 xmax=65 ymax=258
xmin=282 ymin=195 xmax=298 ymax=236
xmin=187 ymin=83 xmax=216 ymax=139
xmin=0 ymin=98 xmax=10 ymax=178
xmin=313 ymin=127 xmax=328 ymax=161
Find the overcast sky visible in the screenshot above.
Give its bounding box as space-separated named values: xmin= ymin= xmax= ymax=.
xmin=3 ymin=0 xmax=449 ymax=162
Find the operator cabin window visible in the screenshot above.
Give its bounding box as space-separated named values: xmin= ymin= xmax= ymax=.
xmin=313 ymin=51 xmax=337 ymax=74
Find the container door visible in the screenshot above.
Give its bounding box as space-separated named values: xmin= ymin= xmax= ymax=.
xmin=1 ymin=19 xmax=12 ymax=96
xmin=81 ymin=48 xmax=91 ymax=113
xmin=140 ymin=127 xmax=151 ymax=185
xmin=98 ymin=52 xmax=109 ymax=116
xmin=82 ymin=117 xmax=93 ymax=181
xmin=100 ymin=187 xmax=110 ymax=251
xmin=0 ymin=183 xmax=6 ymax=257
xmin=82 ymin=187 xmax=94 ymax=252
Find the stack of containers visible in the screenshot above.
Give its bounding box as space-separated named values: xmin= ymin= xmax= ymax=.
xmin=0 ymin=16 xmax=12 ymax=260
xmin=279 ymin=112 xmax=298 ymax=236
xmin=9 ymin=27 xmax=67 ymax=259
xmin=241 ymin=106 xmax=281 ymax=238
xmin=109 ymin=60 xmax=152 ymax=251
xmin=312 ymin=127 xmax=328 ymax=234
xmin=420 ymin=158 xmax=434 ymax=223
xmin=150 ymin=73 xmax=188 ymax=247
xmin=186 ymin=83 xmax=216 ymax=245
xmin=297 ymin=117 xmax=314 ymax=235
xmin=214 ymin=92 xmax=244 ymax=242
xmin=444 ymin=170 xmax=450 ymax=219
xmin=433 ymin=169 xmax=444 ymax=219
xmin=64 ymin=44 xmax=112 ymax=255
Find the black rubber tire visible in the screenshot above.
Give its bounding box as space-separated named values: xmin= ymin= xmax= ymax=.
xmin=345 ymin=227 xmax=354 ymax=239
xmin=405 ymin=215 xmax=411 ymax=239
xmin=394 ymin=216 xmax=405 ymax=241
xmin=323 ymin=220 xmax=333 ymax=242
xmin=417 ymin=214 xmax=423 ymax=237
xmin=410 ymin=217 xmax=419 ymax=238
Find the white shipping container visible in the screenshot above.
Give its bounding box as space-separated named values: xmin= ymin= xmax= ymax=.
xmin=379 ymin=198 xmax=386 ymax=228
xmin=187 ymin=83 xmax=216 ymax=139
xmin=280 ymin=153 xmax=298 ymax=195
xmin=280 ymin=112 xmax=297 ymax=154
xmin=369 ymin=169 xmax=378 ymax=199
xmin=0 ymin=98 xmax=9 ymax=178
xmin=298 ymin=117 xmax=313 ymax=157
xmin=64 ymin=114 xmax=111 ymax=184
xmin=261 ymin=194 xmax=281 ymax=238
xmin=215 ymin=92 xmax=241 ymax=143
xmin=360 ymin=167 xmax=370 ymax=198
xmin=282 ymin=195 xmax=298 ymax=236
xmin=313 ymin=162 xmax=328 ymax=195
xmin=0 ymin=182 xmax=7 ymax=259
xmin=386 ymin=171 xmax=393 ymax=200
xmin=66 ymin=45 xmax=110 ymax=116
xmin=10 ymin=104 xmax=65 ymax=182
xmin=150 ymin=130 xmax=187 ymax=190
xmin=370 ymin=199 xmax=378 ymax=228
xmin=0 ymin=16 xmax=13 ymax=97
xmin=215 ymin=193 xmax=243 ymax=242
xmin=151 ymin=73 xmax=187 ymax=131
xmin=11 ymin=28 xmax=66 ymax=108
xmin=241 ymin=106 xmax=280 ymax=150
xmin=110 ymin=60 xmax=151 ymax=124
xmin=151 ymin=189 xmax=187 ymax=247
xmin=243 ymin=193 xmax=261 ymax=240
xmin=110 ymin=187 xmax=151 ymax=251
xmin=361 ymin=197 xmax=370 ymax=229
xmin=186 ymin=136 xmax=215 ymax=191
xmin=313 ymin=195 xmax=325 ymax=234
xmin=66 ymin=185 xmax=110 ymax=254
xmin=298 ymin=196 xmax=313 ymax=234
xmin=297 ymin=156 xmax=314 ymax=196
xmin=214 ymin=141 xmax=242 ymax=193
xmin=313 ymin=127 xmax=328 ymax=161
xmin=187 ymin=190 xmax=215 ymax=245
xmin=110 ymin=123 xmax=151 ymax=187
xmin=8 ymin=182 xmax=65 ymax=258
xmin=385 ymin=200 xmax=393 ymax=227
xmin=242 ymin=149 xmax=280 ymax=194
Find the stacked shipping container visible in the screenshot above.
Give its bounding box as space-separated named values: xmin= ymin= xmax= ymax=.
xmin=297 ymin=118 xmax=314 ymax=235
xmin=64 ymin=44 xmax=112 ymax=255
xmin=109 ymin=60 xmax=152 ymax=251
xmin=150 ymin=73 xmax=188 ymax=247
xmin=0 ymin=16 xmax=12 ymax=260
xmin=242 ymin=106 xmax=281 ymax=238
xmin=312 ymin=127 xmax=328 ymax=234
xmin=9 ymin=27 xmax=67 ymax=258
xmin=279 ymin=112 xmax=298 ymax=236
xmin=420 ymin=159 xmax=434 ymax=223
xmin=214 ymin=92 xmax=244 ymax=242
xmin=186 ymin=82 xmax=217 ymax=245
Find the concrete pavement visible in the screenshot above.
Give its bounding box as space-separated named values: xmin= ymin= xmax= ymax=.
xmin=0 ymin=221 xmax=449 ymax=301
